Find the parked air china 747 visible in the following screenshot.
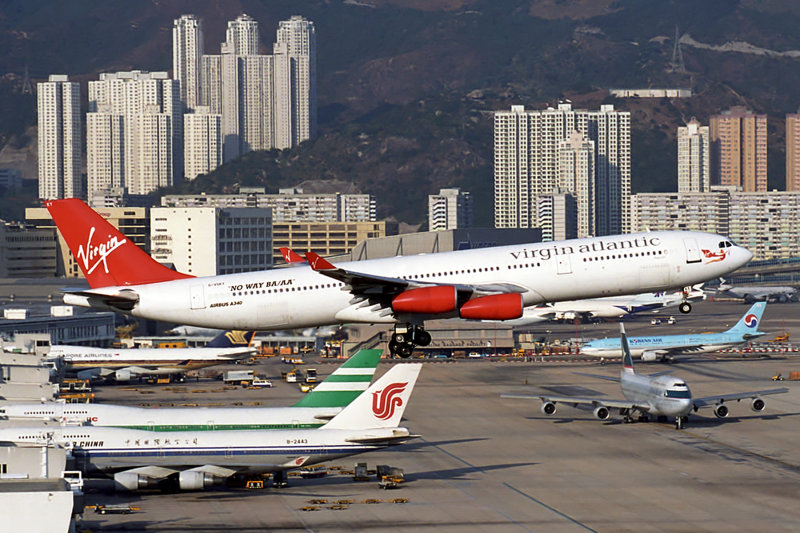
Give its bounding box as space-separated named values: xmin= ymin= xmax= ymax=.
xmin=0 ymin=363 xmax=421 ymax=491
xmin=46 ymin=199 xmax=752 ymax=358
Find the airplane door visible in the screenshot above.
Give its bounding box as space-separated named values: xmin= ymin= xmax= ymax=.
xmin=190 ymin=285 xmax=206 ymax=309
xmin=556 ymin=254 xmax=572 ymax=275
xmin=683 ymin=239 xmax=701 ymax=264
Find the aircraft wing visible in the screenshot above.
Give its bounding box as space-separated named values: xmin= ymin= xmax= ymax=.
xmin=501 ymin=393 xmax=647 ymax=412
xmin=304 ymin=252 xmax=527 ymax=300
xmin=572 ymin=372 xmax=621 ymax=383
xmin=693 ymin=388 xmax=789 ymax=408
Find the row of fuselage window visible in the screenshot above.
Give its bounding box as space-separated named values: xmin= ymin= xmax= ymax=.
xmin=228 ymin=250 xmax=668 ymax=298
xmin=582 ymin=249 xmax=667 ymax=262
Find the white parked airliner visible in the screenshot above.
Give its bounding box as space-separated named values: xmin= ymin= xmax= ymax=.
xmin=503 ymin=324 xmax=787 ymax=429
xmin=46 ymin=199 xmax=752 ymax=357
xmin=0 ymin=363 xmax=421 ymax=491
xmin=47 ymin=330 xmax=256 ymax=382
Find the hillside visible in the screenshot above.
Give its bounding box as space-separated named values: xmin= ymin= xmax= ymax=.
xmin=2 ymin=0 xmax=800 ymax=223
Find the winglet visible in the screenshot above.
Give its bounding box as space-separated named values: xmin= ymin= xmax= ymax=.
xmin=305 ymin=251 xmax=336 ymax=271
xmin=279 ymin=247 xmax=307 ymax=264
xmin=620 ymin=323 xmax=635 ymax=375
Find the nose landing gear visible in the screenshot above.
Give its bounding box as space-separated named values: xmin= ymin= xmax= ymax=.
xmin=388 ymin=324 xmax=431 ymax=358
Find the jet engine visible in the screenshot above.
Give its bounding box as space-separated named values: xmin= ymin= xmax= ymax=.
xmin=392 ymin=286 xmax=457 ymax=314
xmin=114 ymin=472 xmax=155 ymax=491
xmin=541 ymin=401 xmax=557 ymax=415
xmin=178 ymin=470 xmax=219 ymax=490
xmin=640 ymin=351 xmax=659 ymax=362
xmin=751 ymin=397 xmax=766 ymax=412
xmin=114 ymin=369 xmax=132 ymax=382
xmin=714 ymin=403 xmax=729 ymax=418
xmin=76 ymin=369 xmax=100 ymax=380
xmin=459 ymin=293 xmax=523 ymax=320
xmin=593 ymin=406 xmax=610 ymax=420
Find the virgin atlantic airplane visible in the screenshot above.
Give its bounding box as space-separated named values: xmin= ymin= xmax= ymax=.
xmin=46 ymin=199 xmax=751 ymax=357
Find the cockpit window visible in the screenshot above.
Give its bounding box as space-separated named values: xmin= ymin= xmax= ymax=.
xmin=666 ymin=390 xmax=691 ymax=399
xmin=674 ymin=383 xmax=687 ymax=387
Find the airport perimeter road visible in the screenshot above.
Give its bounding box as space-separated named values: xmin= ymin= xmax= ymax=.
xmin=81 ymin=353 xmax=800 ymax=532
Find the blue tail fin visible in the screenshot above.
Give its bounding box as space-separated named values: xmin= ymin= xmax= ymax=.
xmin=620 ymin=323 xmax=635 ymax=375
xmin=725 ymin=302 xmax=766 ymax=335
xmin=206 ymin=330 xmax=256 ymax=348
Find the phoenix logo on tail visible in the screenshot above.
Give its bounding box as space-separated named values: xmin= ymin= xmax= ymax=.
xmin=372 ymin=382 xmax=408 ymax=420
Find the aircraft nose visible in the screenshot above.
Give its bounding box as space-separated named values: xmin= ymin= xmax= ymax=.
xmin=734 ymin=246 xmax=753 ymax=268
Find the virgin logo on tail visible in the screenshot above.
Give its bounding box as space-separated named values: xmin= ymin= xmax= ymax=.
xmin=77 ymin=226 xmax=127 ymax=275
xmin=371 ymin=382 xmax=408 ymax=420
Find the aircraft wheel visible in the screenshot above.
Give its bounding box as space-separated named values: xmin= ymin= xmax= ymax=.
xmin=679 ymin=302 xmax=692 ymax=314
xmin=397 ymin=343 xmax=414 ymax=358
xmin=415 ymin=328 xmax=432 ymax=346
xmin=388 ymin=340 xmax=400 ymax=357
xmin=675 ymin=417 xmax=685 ymax=430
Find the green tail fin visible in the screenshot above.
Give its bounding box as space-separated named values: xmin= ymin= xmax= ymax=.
xmin=291 ymin=349 xmax=383 ymax=408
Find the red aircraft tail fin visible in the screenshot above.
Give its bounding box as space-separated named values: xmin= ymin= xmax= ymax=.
xmin=45 ymin=198 xmax=193 ymax=288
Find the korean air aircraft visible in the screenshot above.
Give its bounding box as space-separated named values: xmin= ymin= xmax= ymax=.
xmin=1 ymin=349 xmax=382 ymax=430
xmin=45 ymin=199 xmax=751 ymax=358
xmin=580 ymin=302 xmax=767 ymax=361
xmin=0 ymin=363 xmax=421 ymax=491
xmin=503 ymin=323 xmax=787 ymax=429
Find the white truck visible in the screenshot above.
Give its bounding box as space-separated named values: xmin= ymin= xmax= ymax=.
xmin=223 ymin=369 xmax=255 ymax=385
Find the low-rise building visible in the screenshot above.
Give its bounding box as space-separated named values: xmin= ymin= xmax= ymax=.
xmin=150 ymin=206 xmax=273 ymax=276
xmin=0 ymin=223 xmax=58 ymax=278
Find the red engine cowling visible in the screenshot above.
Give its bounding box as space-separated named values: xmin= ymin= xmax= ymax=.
xmin=459 ymin=293 xmax=523 ymax=320
xmin=392 ymin=285 xmax=458 ymax=314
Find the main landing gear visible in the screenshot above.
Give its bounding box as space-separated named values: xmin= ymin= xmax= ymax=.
xmin=678 ymin=302 xmax=692 ymax=314
xmin=389 ymin=324 xmax=431 ymax=358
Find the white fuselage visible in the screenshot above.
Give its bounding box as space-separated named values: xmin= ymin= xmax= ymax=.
xmin=580 ymin=332 xmax=755 ymax=358
xmin=0 ymin=425 xmax=407 ymax=476
xmin=48 ymin=345 xmax=254 ymax=374
xmin=620 ymin=372 xmax=693 ymax=417
xmin=65 ymin=231 xmax=750 ymax=331
xmin=0 ymin=403 xmax=340 ymax=431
